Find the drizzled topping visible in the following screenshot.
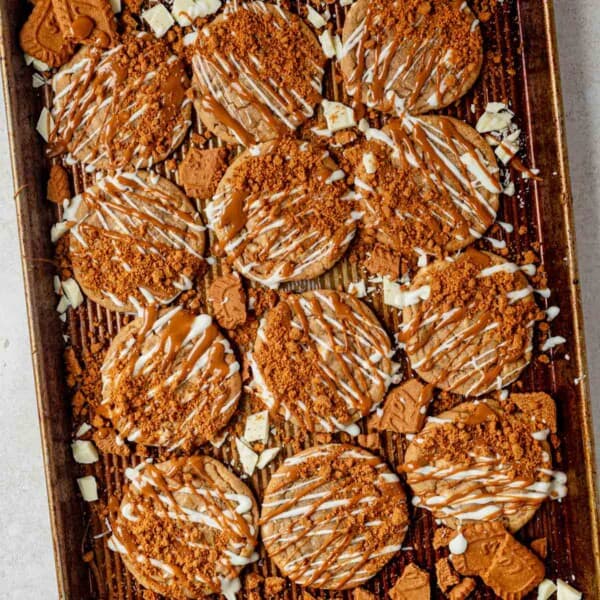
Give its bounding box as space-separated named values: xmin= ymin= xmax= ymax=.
xmin=63 ymin=171 xmax=205 ymax=312
xmin=101 ymin=305 xmax=241 ymax=451
xmin=208 ymin=138 xmax=357 ymax=288
xmin=403 ymin=400 xmax=566 ymax=532
xmin=192 ymin=1 xmax=325 ymax=145
xmin=340 ymin=0 xmax=482 ymax=115
xmin=260 ymin=444 xmax=408 ymax=590
xmin=49 ymin=32 xmax=192 ymax=169
xmin=108 ymin=456 xmax=258 ymax=599
xmin=401 ymin=249 xmax=542 ymax=396
xmin=251 ymin=290 xmax=395 ymax=434
xmin=346 ymin=115 xmax=499 ymax=261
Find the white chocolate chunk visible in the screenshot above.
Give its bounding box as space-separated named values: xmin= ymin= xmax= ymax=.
xmin=459 ymin=152 xmax=502 ymax=193
xmin=172 ymin=0 xmax=221 ymax=26
xmin=348 ymin=280 xmax=367 ymax=298
xmin=56 ymin=295 xmax=70 ymax=314
xmin=383 ymin=277 xmax=430 ymax=309
xmin=333 ymin=34 xmax=344 ymax=61
xmin=319 ymin=29 xmax=336 ymax=58
xmin=142 ymin=4 xmax=175 ymax=38
xmin=537 ymin=579 xmax=557 ymax=600
xmin=62 ymin=278 xmax=84 ymax=309
xmin=210 ymin=431 xmax=229 ymax=449
xmin=362 ymin=152 xmax=377 ymax=174
xmin=486 ymin=101 xmax=509 ymax=113
xmin=32 ymin=73 xmax=46 ymax=88
xmin=257 ymin=447 xmax=281 ymax=469
xmin=109 ymin=0 xmax=121 ymax=12
xmin=476 ymin=110 xmax=513 ymax=133
xmin=32 ymin=57 xmax=50 ymax=72
xmin=235 ymin=437 xmax=258 ymax=476
xmin=495 ymin=140 xmax=519 ymax=165
xmin=36 ymin=107 xmax=54 ymax=142
xmin=75 ymin=423 xmax=92 ymax=437
xmin=244 ymin=410 xmax=269 ymax=444
xmin=306 ymin=5 xmax=326 ymax=28
xmin=71 ymin=440 xmax=99 ymax=464
xmin=322 ymin=100 xmax=356 ymax=132
xmin=77 ymin=476 xmax=98 ymax=502
xmin=51 ymin=221 xmax=69 ymax=243
xmin=557 ymin=579 xmax=582 ymax=600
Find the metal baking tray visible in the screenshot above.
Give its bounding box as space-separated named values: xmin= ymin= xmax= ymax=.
xmin=1 ymin=0 xmax=599 ymax=598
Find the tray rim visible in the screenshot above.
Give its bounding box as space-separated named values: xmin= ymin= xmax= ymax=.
xmin=0 ymin=0 xmax=598 ymax=597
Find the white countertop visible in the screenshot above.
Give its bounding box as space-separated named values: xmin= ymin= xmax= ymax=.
xmin=0 ymin=2 xmax=598 ymax=597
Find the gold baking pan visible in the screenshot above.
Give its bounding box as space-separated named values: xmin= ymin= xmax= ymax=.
xmin=1 ymin=0 xmax=599 ymax=598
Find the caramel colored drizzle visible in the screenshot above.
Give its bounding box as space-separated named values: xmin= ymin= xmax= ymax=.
xmin=253 ymin=291 xmax=395 ymax=433
xmin=101 ymin=305 xmax=239 ymax=449
xmin=109 ymin=457 xmax=257 ymax=597
xmin=193 ymin=2 xmax=324 ymax=145
xmin=260 ymin=446 xmax=407 ymax=589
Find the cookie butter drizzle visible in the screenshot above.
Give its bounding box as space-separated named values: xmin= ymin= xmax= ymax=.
xmin=101 ymin=305 xmax=240 ymax=451
xmin=342 ymin=0 xmax=480 ymax=113
xmin=49 ymin=32 xmax=191 ymax=170
xmin=207 ymin=142 xmax=358 ymax=288
xmin=62 ymin=172 xmax=204 ymax=308
xmin=403 ymin=403 xmax=567 ymax=523
xmin=193 ymin=1 xmax=324 ymax=146
xmin=251 ymin=291 xmax=396 ymax=434
xmin=400 ymin=249 xmax=537 ymax=396
xmin=260 ymin=445 xmax=408 ymax=589
xmin=108 ymin=458 xmax=257 ymax=599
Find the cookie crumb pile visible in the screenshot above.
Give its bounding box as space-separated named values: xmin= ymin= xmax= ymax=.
xmin=19 ymin=0 xmax=578 ymax=598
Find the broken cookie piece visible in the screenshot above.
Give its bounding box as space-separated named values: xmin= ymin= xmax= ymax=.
xmin=448 ymin=577 xmax=476 ymax=600
xmin=389 ymin=563 xmax=430 ymax=600
xmin=376 ymin=379 xmax=432 ymax=434
xmin=178 ymin=146 xmax=228 ymax=199
xmin=47 ymin=164 xmax=71 ymax=204
xmin=208 ymin=272 xmax=247 ymax=329
xmin=364 ymin=244 xmax=400 ymax=279
xmin=435 ymin=557 xmax=460 ymax=592
xmin=530 ymin=537 xmax=548 ymax=559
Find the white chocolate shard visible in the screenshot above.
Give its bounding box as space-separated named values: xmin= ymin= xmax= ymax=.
xmin=142 ymin=4 xmax=175 ymax=38
xmin=77 ymin=476 xmax=99 ymax=502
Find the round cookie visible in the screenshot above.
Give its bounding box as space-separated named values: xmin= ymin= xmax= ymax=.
xmin=109 ymin=456 xmax=259 ymax=599
xmin=62 ymin=171 xmax=205 ymax=313
xmin=192 ymin=1 xmax=325 ymax=145
xmin=207 ymin=138 xmax=358 ymax=287
xmin=261 ymin=444 xmax=409 ymax=590
xmin=341 ymin=0 xmax=483 ymax=115
xmin=101 ymin=305 xmax=241 ymax=451
xmin=250 ymin=290 xmax=395 ymax=434
xmin=352 ymin=115 xmax=500 ymax=260
xmin=401 ymin=249 xmax=541 ymax=396
xmin=50 ymin=32 xmax=191 ymax=170
xmin=403 ymin=399 xmax=562 ymax=532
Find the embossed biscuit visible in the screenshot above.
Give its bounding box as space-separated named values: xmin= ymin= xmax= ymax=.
xmin=53 ymin=0 xmax=118 ymax=46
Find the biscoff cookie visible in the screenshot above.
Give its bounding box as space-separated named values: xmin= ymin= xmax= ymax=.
xmin=404 ymin=399 xmax=567 ymax=532
xmin=401 ymin=249 xmax=542 ymax=396
xmin=192 ymin=1 xmax=325 ymax=145
xmin=341 ymin=0 xmax=482 ymax=115
xmin=108 ymin=456 xmax=258 ymax=599
xmin=207 ymin=138 xmax=357 ymax=287
xmin=250 ymin=290 xmax=395 ymax=434
xmin=348 ymin=115 xmax=500 ymax=261
xmin=53 ymin=0 xmax=118 ymax=46
xmin=101 ymin=305 xmax=241 ymax=451
xmin=49 ymin=32 xmax=192 ymax=170
xmin=260 ymin=444 xmax=409 ymax=590
xmin=60 ymin=171 xmax=205 ymax=312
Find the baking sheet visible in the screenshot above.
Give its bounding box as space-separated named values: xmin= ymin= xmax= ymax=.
xmin=0 ymin=0 xmax=599 ymax=598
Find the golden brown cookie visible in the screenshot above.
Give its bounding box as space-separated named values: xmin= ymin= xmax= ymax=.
xmin=49 ymin=32 xmax=191 ymax=170
xmin=207 ymin=138 xmax=358 ymax=287
xmin=101 ymin=305 xmax=241 ymax=450
xmin=404 ymin=399 xmax=566 ymax=532
xmin=341 ymin=0 xmax=483 ymax=115
xmin=19 ymin=0 xmax=75 ymax=67
xmin=260 ymin=444 xmax=408 ymax=590
xmin=401 ymin=249 xmax=541 ymax=396
xmin=109 ymin=456 xmax=259 ymax=599
xmin=60 ymin=171 xmax=205 ymax=312
xmin=251 ymin=290 xmax=395 ymax=434
xmin=192 ymin=1 xmax=325 ymax=145
xmin=53 ymin=0 xmax=118 ymax=46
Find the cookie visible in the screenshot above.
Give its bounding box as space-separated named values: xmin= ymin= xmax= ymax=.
xmin=341 ymin=0 xmax=483 ymax=114
xmin=401 ymin=249 xmax=541 ymax=396
xmin=49 ymin=32 xmax=192 ymax=170
xmin=53 ymin=0 xmax=118 ymax=46
xmin=192 ymin=1 xmax=325 ymax=145
xmin=101 ymin=305 xmax=241 ymax=451
xmin=260 ymin=444 xmax=408 ymax=590
xmin=403 ymin=399 xmax=565 ymax=532
xmin=250 ymin=290 xmax=395 ymax=434
xmin=61 ymin=171 xmax=205 ymax=312
xmin=351 ymin=115 xmax=500 ymax=261
xmin=19 ymin=0 xmax=75 ymax=67
xmin=207 ymin=138 xmax=357 ymax=287
xmin=108 ymin=456 xmax=259 ymax=599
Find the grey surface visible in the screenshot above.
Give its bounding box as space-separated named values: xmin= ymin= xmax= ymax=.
xmin=0 ymin=1 xmax=597 ymax=597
